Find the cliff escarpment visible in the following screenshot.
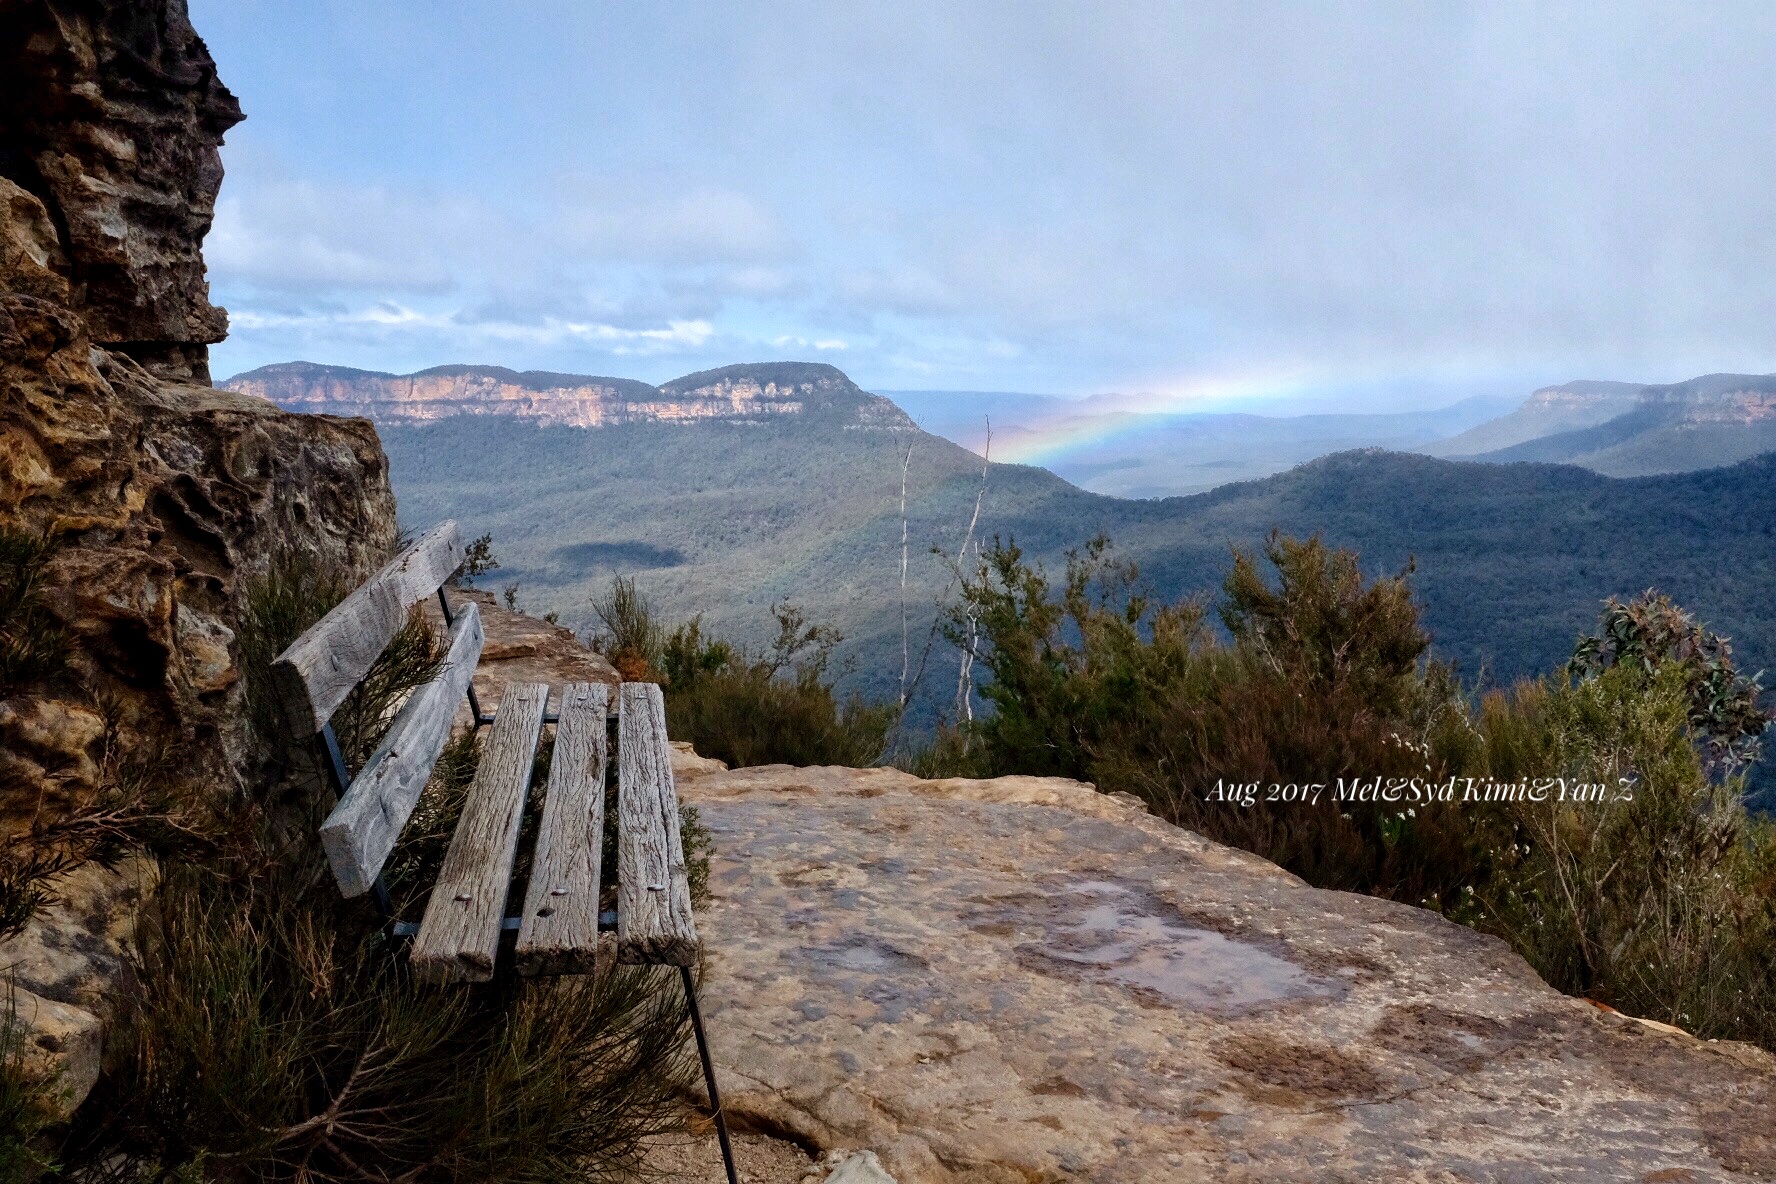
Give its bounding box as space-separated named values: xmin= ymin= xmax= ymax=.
xmin=224 ymin=359 xmax=918 ymax=430
xmin=1 ymin=0 xmax=399 ymax=1111
xmin=1431 ymin=372 xmax=1776 ymax=466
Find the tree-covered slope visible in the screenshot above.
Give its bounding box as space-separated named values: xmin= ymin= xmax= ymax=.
xmin=379 ymin=414 xmax=1776 ymax=712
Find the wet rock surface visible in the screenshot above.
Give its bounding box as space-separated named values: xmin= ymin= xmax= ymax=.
xmin=677 ymin=763 xmax=1776 ymax=1183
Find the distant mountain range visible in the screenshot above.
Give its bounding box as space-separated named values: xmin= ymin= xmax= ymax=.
xmin=235 ymin=361 xmax=1768 ymax=683
xmin=226 ymin=362 xmax=1776 ymax=498
xmin=225 ymin=358 xmax=1776 ymax=802
xmin=884 ymin=389 xmax=1518 ymax=497
xmin=884 ymin=373 xmax=1776 ymax=494
xmin=1430 ymin=373 xmax=1776 ymax=476
xmin=225 ymin=359 xmax=913 ymax=430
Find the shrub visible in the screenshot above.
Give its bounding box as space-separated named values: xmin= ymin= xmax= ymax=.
xmin=63 ymin=854 xmax=693 ymax=1183
xmin=454 ymin=532 xmax=499 ymax=587
xmin=1470 ymin=664 xmax=1776 ymax=1045
xmin=893 ymin=722 xmax=988 ymax=780
xmin=0 ymin=527 xmax=69 ymax=696
xmin=588 ymin=576 xmax=665 ymax=683
xmin=1220 ymin=530 xmax=1429 ymax=718
xmin=954 ymin=533 xmax=1483 ymax=896
xmin=0 ymin=986 xmax=63 ymax=1181
xmin=1569 ymin=589 xmax=1771 ymax=774
xmin=661 ymin=603 xmax=893 ymax=769
xmin=956 ymin=535 xmax=1202 ymax=783
xmin=582 ymin=575 xmax=892 ymax=769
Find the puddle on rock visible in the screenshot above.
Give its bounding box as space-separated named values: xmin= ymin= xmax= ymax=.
xmin=795 ymin=935 xmax=930 ymax=975
xmin=1012 ymin=879 xmax=1339 ymax=1014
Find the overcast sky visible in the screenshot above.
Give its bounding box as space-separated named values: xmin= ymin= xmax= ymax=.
xmin=193 ymin=1 xmax=1776 ymax=411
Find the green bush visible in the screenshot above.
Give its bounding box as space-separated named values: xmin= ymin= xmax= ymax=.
xmin=583 ymin=576 xmax=893 ymax=769
xmin=1568 ymin=589 xmax=1769 ymax=773
xmin=0 ymin=528 xmax=69 ymax=697
xmin=66 ymin=855 xmax=692 ymax=1183
xmin=660 ymin=605 xmax=894 ymax=769
xmin=587 ymin=576 xmax=666 ymax=683
xmin=1467 ymin=665 xmax=1776 ymax=1045
xmin=952 ymin=533 xmax=1486 ymax=897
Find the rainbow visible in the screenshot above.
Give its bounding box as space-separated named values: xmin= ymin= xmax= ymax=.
xmin=994 ymin=363 xmax=1324 ymax=466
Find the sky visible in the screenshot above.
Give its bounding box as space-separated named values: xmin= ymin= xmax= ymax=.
xmin=193 ymin=1 xmax=1776 ymax=413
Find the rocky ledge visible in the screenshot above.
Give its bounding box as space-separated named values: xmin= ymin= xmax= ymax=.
xmin=420 ymin=587 xmax=619 ymax=727
xmin=672 ymin=758 xmax=1776 ymax=1183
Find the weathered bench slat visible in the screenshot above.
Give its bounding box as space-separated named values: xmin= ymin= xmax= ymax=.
xmin=411 ymin=682 xmax=549 ymax=983
xmin=271 ymin=521 xmax=465 ymax=737
xmin=616 ymin=683 xmax=699 ymax=966
xmin=318 ymin=600 xmax=485 ymax=898
xmin=515 ymin=682 xmax=609 ymax=976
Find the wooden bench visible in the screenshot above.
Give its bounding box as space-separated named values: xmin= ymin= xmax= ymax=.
xmin=270 ymin=520 xmax=736 ymax=1184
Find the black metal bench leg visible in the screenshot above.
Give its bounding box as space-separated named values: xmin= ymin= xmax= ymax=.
xmin=680 ymin=965 xmax=738 ymax=1184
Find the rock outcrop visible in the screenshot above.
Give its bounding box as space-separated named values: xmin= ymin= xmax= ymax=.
xmin=675 ymin=761 xmax=1776 ymax=1183
xmin=223 ymin=360 xmax=917 ymax=431
xmin=1 ymin=0 xmax=395 ymax=1111
xmin=0 ymin=0 xmax=244 ymax=383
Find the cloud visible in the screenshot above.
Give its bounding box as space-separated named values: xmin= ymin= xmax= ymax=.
xmin=554 ymin=185 xmax=790 ymax=265
xmin=208 ymin=179 xmax=514 ymax=295
xmin=770 ymin=335 xmax=849 ymax=352
xmin=229 ymin=303 xmax=712 ymax=354
xmin=199 ymin=0 xmax=1776 ymax=395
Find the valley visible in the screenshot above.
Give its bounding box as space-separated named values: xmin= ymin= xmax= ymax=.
xmin=343 ymin=381 xmax=1776 ymax=722
xmin=228 ymin=361 xmax=1776 ymax=717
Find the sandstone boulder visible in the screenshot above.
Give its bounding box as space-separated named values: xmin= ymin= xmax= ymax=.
xmin=0 ymin=855 xmax=153 ymax=1118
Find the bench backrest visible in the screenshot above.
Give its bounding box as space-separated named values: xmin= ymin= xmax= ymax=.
xmin=269 ymin=522 xmax=701 ymax=986
xmin=271 ymin=520 xmax=486 ymax=896
xmin=270 ymin=521 xmax=468 ymax=737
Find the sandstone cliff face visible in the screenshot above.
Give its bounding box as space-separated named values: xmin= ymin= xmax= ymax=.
xmin=1528 ymin=375 xmax=1776 ymax=427
xmin=0 ymin=232 xmax=395 ymax=827
xmin=1641 ymin=385 xmax=1776 ymax=426
xmin=0 ymin=0 xmax=243 ymax=383
xmin=0 ymin=1 xmax=397 ymax=1112
xmin=224 ymin=359 xmax=919 ymax=431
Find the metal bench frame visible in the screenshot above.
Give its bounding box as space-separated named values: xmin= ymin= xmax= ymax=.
xmin=272 ymin=520 xmax=737 ymax=1184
